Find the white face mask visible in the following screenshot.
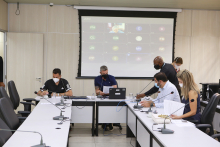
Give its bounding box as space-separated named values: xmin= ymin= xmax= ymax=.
xmin=179 ymin=83 xmax=183 ymax=88
xmin=175 ymin=64 xmax=180 ymax=70
xmin=53 ymin=78 xmax=59 ymax=83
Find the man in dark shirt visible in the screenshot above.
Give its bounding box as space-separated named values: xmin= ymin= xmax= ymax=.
xmin=94 ymin=65 xmax=117 ymax=96
xmin=137 ymin=56 xmax=181 ymax=98
xmin=94 ymin=65 xmax=117 ymax=131
xmin=37 ymin=68 xmax=72 ymax=96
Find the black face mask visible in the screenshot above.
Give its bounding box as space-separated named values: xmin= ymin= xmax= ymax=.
xmin=102 ymin=74 xmax=108 ymax=79
xmin=154 ymin=64 xmax=160 ymax=70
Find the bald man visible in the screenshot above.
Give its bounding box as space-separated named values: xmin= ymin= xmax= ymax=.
xmin=137 ymin=56 xmax=181 ymax=99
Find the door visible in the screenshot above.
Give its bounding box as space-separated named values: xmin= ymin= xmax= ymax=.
xmin=7 ymin=33 xmax=43 ymax=111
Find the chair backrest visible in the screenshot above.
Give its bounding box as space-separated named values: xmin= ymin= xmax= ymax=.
xmin=115 ymin=80 xmax=119 ymax=88
xmin=0 ymin=87 xmax=14 ymax=109
xmin=201 ymin=93 xmax=220 ymax=124
xmin=0 ymin=97 xmax=19 ymax=130
xmin=0 ymin=117 xmax=12 ymax=146
xmin=8 ymin=81 xmax=20 ymax=110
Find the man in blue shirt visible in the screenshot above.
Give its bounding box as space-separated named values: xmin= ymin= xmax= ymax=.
xmin=94 ymin=65 xmax=117 ymax=131
xmin=95 ymin=65 xmax=117 ymax=96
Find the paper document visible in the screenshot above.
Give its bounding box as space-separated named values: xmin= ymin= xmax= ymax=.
xmin=41 ymin=103 xmax=55 ymax=105
xmin=164 ymin=100 xmax=185 ymax=116
xmin=103 ymin=86 xmax=113 ymax=94
xmin=172 ymin=120 xmax=195 ymax=127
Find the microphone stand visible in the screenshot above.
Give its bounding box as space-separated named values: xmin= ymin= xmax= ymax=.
xmin=0 ymin=129 xmax=46 ymax=147
xmin=147 ymin=92 xmax=174 ymax=113
xmin=133 ymin=79 xmax=154 ymax=109
xmin=161 ymin=100 xmax=194 ymax=134
xmin=41 ymin=97 xmax=65 ymax=120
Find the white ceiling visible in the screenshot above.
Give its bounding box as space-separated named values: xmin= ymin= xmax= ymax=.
xmin=4 ymin=0 xmax=220 ymax=10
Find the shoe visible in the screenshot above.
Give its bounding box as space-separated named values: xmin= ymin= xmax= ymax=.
xmin=108 ymin=123 xmax=114 ymax=131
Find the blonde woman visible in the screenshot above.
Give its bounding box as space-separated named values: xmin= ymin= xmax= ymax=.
xmin=170 ymin=70 xmax=201 ymax=122
xmin=172 ymin=57 xmax=183 ymax=73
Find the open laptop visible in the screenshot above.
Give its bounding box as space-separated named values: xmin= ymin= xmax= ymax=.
xmin=109 ymin=88 xmax=126 ymax=99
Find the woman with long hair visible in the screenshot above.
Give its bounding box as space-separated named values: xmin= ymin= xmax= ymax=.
xmin=170 ymin=69 xmax=201 ymax=122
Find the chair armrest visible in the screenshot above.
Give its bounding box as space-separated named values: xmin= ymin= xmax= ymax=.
xmin=23 ymin=98 xmax=37 ymax=102
xmin=18 ymin=111 xmax=31 ymax=117
xmin=196 ymin=124 xmax=212 ymax=128
xmin=18 ymin=117 xmax=27 ymax=124
xmin=20 ymin=102 xmax=36 ymax=106
xmin=211 ymin=134 xmax=220 ymax=139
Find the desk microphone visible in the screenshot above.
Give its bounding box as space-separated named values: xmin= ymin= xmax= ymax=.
xmin=34 ymin=91 xmax=65 ymax=120
xmin=0 ymin=128 xmax=46 ymax=147
xmin=147 ymin=91 xmax=174 ymax=113
xmin=160 ymin=99 xmax=194 ymax=134
xmin=138 ymin=78 xmax=154 ymax=94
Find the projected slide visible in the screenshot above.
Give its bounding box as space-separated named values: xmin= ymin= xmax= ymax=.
xmin=81 ymin=16 xmax=174 ymax=77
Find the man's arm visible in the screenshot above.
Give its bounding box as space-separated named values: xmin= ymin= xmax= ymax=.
xmin=37 ymin=83 xmax=48 ymax=96
xmin=144 ymin=86 xmax=159 ymax=96
xmin=95 ymin=86 xmax=105 ymax=96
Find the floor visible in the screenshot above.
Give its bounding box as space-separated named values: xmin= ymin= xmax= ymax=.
xmin=68 ymin=123 xmax=135 ymax=147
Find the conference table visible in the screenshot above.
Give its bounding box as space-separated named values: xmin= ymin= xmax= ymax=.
xmin=3 ymin=97 xmax=72 ymax=147
xmin=3 ymin=96 xmax=220 ymax=147
xmin=126 ymin=102 xmax=220 ymax=147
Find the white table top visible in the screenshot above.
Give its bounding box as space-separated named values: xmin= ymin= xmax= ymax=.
xmin=4 ymin=98 xmax=72 ymax=147
xmin=126 ymin=102 xmax=220 ymax=147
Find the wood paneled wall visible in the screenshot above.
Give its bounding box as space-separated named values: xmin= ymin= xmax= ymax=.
xmin=7 ymin=4 xmax=220 ymax=97
xmin=0 ymin=0 xmax=8 ymax=31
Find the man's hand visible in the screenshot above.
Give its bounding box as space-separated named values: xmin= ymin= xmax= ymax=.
xmin=139 ymin=101 xmax=153 ymax=107
xmin=136 ymin=93 xmax=146 ymax=99
xmin=42 ymin=91 xmax=48 ymax=95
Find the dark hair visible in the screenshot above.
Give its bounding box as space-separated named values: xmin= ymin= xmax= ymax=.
xmin=53 ymin=68 xmax=61 ymax=75
xmin=174 ymin=57 xmax=183 ymax=64
xmin=154 ymin=72 xmax=168 ymax=82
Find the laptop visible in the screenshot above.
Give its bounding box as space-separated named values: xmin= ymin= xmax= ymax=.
xmin=109 ymin=88 xmax=126 ymax=99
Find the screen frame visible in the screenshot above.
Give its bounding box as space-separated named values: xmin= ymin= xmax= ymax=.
xmin=77 ymin=10 xmax=177 ymax=79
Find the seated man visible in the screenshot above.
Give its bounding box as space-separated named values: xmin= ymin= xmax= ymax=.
xmin=94 ymin=65 xmax=117 ymax=131
xmin=140 ymin=72 xmax=180 ymax=108
xmin=37 ymin=68 xmax=72 ymax=96
xmin=95 ymin=65 xmax=117 ymax=96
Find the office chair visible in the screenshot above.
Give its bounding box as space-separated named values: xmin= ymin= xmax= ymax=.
xmin=8 ymin=80 xmax=36 ymax=111
xmin=0 ymin=97 xmax=26 ymax=130
xmin=195 ymin=93 xmax=220 ymax=136
xmin=0 ymin=117 xmax=12 ymax=146
xmin=211 ymin=134 xmax=220 ymax=142
xmin=0 ymin=87 xmax=30 ymax=117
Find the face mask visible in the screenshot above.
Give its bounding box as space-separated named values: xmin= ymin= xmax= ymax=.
xmin=101 ymin=74 xmax=108 ymax=79
xmin=179 ymin=83 xmax=183 ymax=88
xmin=175 ymin=64 xmax=180 ymax=70
xmin=154 ymin=64 xmax=160 ymax=70
xmin=53 ymin=78 xmax=59 ymax=83
xmin=154 ymin=83 xmax=160 ymax=88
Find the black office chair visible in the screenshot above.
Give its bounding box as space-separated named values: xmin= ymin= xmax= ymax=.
xmin=0 ymin=97 xmax=26 ymax=130
xmin=211 ymin=134 xmax=220 ymax=142
xmin=0 ymin=87 xmax=30 ymax=117
xmin=0 ymin=117 xmax=12 ymax=146
xmin=8 ymin=80 xmax=36 ymax=111
xmin=195 ymin=93 xmax=220 ymax=136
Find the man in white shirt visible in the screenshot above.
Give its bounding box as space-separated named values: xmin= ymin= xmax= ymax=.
xmin=140 ymin=72 xmax=180 ymax=108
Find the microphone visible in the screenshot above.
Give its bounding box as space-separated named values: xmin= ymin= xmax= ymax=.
xmin=161 ymin=99 xmax=194 ymax=134
xmin=138 ymin=78 xmax=154 ymax=94
xmin=34 ymin=91 xmax=65 ymax=120
xmin=147 ymin=91 xmax=174 ymax=113
xmin=0 ymin=128 xmax=46 ymax=147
